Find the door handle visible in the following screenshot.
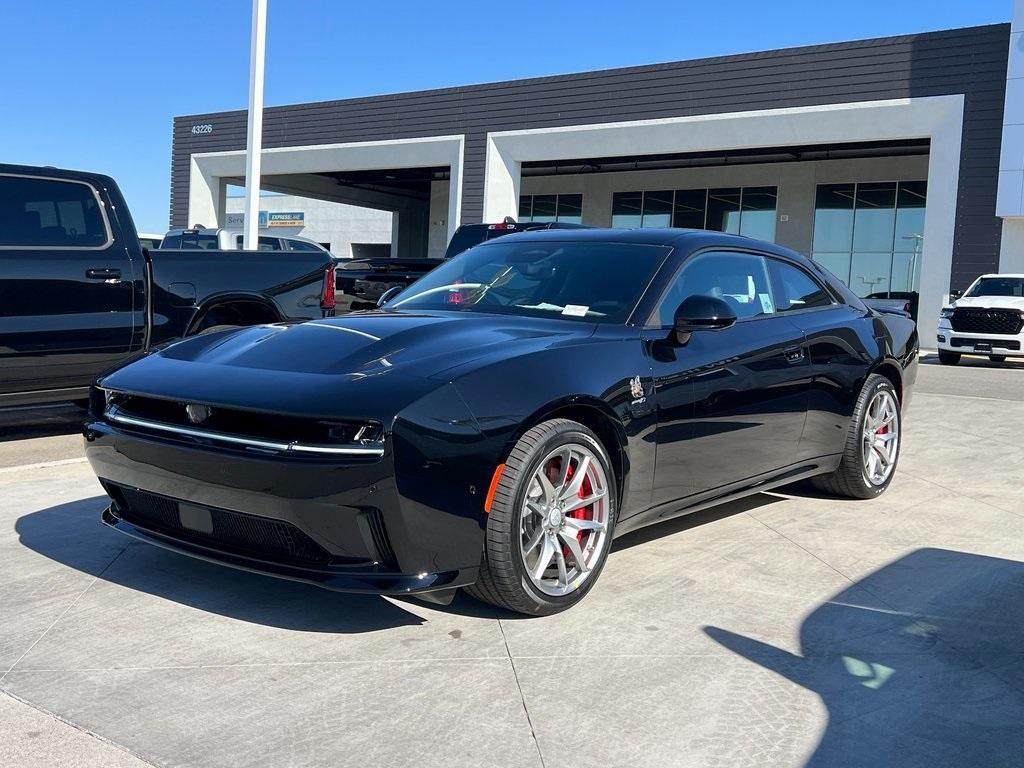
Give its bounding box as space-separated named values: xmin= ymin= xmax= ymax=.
xmin=784 ymin=346 xmax=805 ymax=364
xmin=86 ymin=267 xmax=122 ymax=283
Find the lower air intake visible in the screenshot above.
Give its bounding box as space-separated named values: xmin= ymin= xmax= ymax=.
xmin=110 ymin=485 xmax=331 ymax=566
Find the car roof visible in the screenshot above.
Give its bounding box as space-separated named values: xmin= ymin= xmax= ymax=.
xmin=486 ymin=227 xmax=805 ymax=259
xmin=978 ymin=273 xmax=1024 ymax=278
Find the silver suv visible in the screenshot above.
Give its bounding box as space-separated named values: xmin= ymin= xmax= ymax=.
xmin=161 ymin=227 xmax=332 ymax=255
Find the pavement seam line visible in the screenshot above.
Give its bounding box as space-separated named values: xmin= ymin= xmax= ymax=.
xmin=0 ymin=545 xmax=129 ymax=685
xmin=0 ymin=689 xmax=159 ymax=767
xmin=497 ymin=619 xmax=547 ymax=768
xmin=897 ymin=469 xmax=1024 ymax=519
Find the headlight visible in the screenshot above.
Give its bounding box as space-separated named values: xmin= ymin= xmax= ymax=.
xmin=939 ymin=307 xmax=955 ymax=319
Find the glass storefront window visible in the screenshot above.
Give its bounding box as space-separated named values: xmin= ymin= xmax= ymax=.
xmin=519 ymin=194 xmax=583 ymax=224
xmin=852 ymin=183 xmax=897 ymax=252
xmin=811 ymin=180 xmax=927 ymax=304
xmin=673 ymin=189 xmax=707 ymax=228
xmin=531 ymin=195 xmax=557 ymax=223
xmin=557 ymin=194 xmax=583 ymax=224
xmin=739 ymin=187 xmax=777 ymax=241
xmin=518 ymin=196 xmax=532 ymax=220
xmin=812 ymin=184 xmax=855 ymax=253
xmin=612 ymin=186 xmax=777 ymax=240
xmin=707 ymin=188 xmax=741 ymax=234
xmin=611 ymin=191 xmax=644 ymax=228
xmin=642 ymin=190 xmax=673 ymax=228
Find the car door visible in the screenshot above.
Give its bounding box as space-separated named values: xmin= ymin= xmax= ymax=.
xmin=769 ymin=257 xmax=877 ymax=460
xmin=644 ymin=249 xmax=810 ymax=507
xmin=0 ymin=172 xmax=136 ymax=399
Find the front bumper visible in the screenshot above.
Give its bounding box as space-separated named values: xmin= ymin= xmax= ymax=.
xmin=935 ymin=322 xmax=1024 ymax=356
xmin=83 ymin=419 xmax=482 ymax=595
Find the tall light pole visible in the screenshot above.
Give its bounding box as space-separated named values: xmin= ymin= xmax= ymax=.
xmin=242 ymin=0 xmax=268 ymax=250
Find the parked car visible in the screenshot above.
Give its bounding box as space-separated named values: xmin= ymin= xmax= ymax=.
xmin=84 ymin=229 xmax=917 ymax=615
xmin=161 ymin=227 xmax=332 ymax=255
xmin=334 ymin=256 xmax=439 ymax=312
xmin=137 ymin=232 xmax=163 ymax=250
xmin=864 ymin=290 xmax=918 ymax=321
xmin=0 ymin=163 xmax=336 ymax=409
xmin=936 ymin=273 xmax=1024 ymax=364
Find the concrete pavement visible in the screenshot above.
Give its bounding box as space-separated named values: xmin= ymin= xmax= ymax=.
xmin=0 ymin=365 xmax=1022 ymax=766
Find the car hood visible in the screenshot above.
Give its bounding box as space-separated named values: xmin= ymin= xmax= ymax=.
xmin=952 ymin=296 xmax=1024 ymax=311
xmin=98 ymin=311 xmax=595 ymax=419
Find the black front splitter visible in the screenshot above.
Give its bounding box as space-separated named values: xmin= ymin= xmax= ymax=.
xmin=101 ymin=506 xmax=472 ymax=601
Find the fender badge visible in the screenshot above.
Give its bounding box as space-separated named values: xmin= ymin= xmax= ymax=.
xmin=630 ymin=375 xmax=644 ymax=399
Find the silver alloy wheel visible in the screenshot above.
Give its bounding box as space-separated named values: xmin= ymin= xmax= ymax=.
xmin=862 ymin=389 xmax=900 ymax=486
xmin=519 ymin=443 xmax=610 ymax=597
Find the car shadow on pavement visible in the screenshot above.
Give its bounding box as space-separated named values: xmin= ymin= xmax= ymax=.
xmin=0 ymin=405 xmax=84 ymax=442
xmin=15 ymin=496 xmax=429 ymax=633
xmin=704 ymin=547 xmax=1024 ymax=767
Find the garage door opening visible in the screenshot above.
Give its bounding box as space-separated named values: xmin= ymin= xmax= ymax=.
xmin=188 ymin=135 xmax=464 ymax=261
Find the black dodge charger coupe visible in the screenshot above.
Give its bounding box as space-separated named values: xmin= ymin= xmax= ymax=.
xmin=84 ymin=229 xmax=917 ymax=615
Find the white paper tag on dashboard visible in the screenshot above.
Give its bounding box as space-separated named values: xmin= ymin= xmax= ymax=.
xmin=562 ymin=304 xmax=589 ymax=317
xmin=758 ymin=293 xmax=775 ymax=314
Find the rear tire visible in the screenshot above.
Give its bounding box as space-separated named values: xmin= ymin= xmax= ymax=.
xmin=938 ymin=350 xmax=960 ymax=366
xmin=990 ymin=355 xmax=1007 ymax=363
xmin=466 ymin=419 xmax=617 ymax=616
xmin=811 ymin=374 xmax=901 ymax=500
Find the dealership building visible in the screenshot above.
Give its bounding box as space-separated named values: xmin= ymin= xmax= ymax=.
xmin=172 ymin=15 xmax=1024 ymax=324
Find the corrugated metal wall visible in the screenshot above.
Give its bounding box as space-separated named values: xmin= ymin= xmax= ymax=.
xmin=171 ymin=24 xmax=1008 ymax=289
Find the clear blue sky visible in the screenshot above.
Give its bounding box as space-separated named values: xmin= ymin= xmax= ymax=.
xmin=0 ymin=0 xmax=1010 ymax=233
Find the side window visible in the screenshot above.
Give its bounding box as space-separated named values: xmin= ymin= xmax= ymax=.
xmin=257 ymin=236 xmax=282 ymax=251
xmin=285 ymin=239 xmax=323 ymax=252
xmin=769 ymin=259 xmax=834 ymax=312
xmin=657 ymin=251 xmax=776 ymax=326
xmin=161 ymin=235 xmax=181 ymax=249
xmin=0 ymin=175 xmax=110 ymax=248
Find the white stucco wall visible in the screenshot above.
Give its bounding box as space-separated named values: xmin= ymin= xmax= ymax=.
xmin=998 ymin=0 xmax=1024 ymax=271
xmin=225 ymin=195 xmax=392 ymax=258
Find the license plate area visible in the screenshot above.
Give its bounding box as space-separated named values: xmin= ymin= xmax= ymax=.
xmin=973 ymin=342 xmax=992 ymax=352
xmin=179 ymin=502 xmax=214 ymax=534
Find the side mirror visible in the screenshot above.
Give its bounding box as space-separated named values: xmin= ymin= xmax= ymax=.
xmin=949 ymin=289 xmax=963 ymax=301
xmin=673 ymin=295 xmax=737 ymax=339
xmin=377 ymin=285 xmax=403 ymax=307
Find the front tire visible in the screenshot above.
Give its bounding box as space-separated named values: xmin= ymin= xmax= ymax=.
xmin=466 ymin=419 xmax=617 ymax=616
xmin=938 ymin=350 xmax=960 ymax=365
xmin=811 ymin=374 xmax=901 ymax=499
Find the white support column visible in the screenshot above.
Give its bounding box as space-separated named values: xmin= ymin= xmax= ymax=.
xmin=242 ymin=0 xmax=267 ymax=250
xmin=998 ymin=0 xmax=1024 ymax=272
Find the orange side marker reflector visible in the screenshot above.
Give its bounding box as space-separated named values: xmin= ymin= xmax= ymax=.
xmin=483 ymin=463 xmax=506 ymax=513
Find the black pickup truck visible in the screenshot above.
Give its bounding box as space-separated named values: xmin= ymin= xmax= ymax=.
xmin=334 ymin=220 xmax=588 ymax=311
xmin=0 ymin=163 xmax=335 ymax=409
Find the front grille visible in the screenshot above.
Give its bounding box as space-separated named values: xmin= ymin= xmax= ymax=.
xmin=951 ymin=308 xmax=1024 ymax=335
xmin=110 ymin=485 xmax=331 ymax=566
xmin=951 ymin=337 xmax=1021 ymax=350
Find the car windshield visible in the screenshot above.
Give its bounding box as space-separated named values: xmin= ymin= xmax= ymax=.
xmin=965 ymin=277 xmax=1024 ymax=298
xmin=390 ymin=240 xmax=671 ymax=323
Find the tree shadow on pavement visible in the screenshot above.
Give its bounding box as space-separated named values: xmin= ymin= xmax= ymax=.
xmin=15 ymin=496 xmax=428 ymax=633
xmin=704 ymin=548 xmax=1024 ymax=767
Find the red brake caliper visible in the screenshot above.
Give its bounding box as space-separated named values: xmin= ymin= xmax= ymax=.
xmin=563 ymin=463 xmax=592 ymax=562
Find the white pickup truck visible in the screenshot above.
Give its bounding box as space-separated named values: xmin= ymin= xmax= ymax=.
xmin=935 ymin=274 xmax=1024 ymax=364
